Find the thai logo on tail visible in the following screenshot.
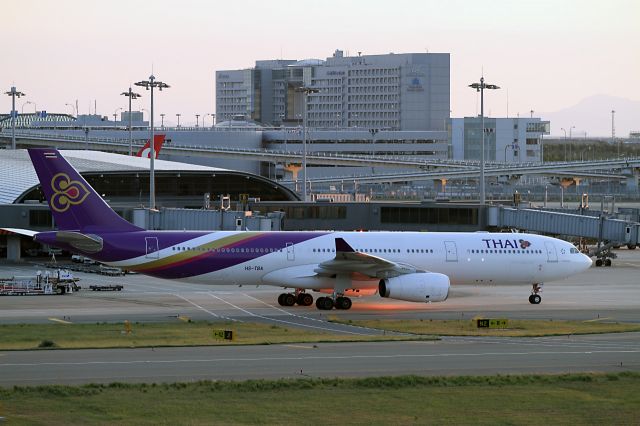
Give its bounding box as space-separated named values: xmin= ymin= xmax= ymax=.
xmin=49 ymin=173 xmax=90 ymax=212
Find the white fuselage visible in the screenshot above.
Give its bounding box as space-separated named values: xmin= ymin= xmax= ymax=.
xmin=109 ymin=231 xmax=592 ymax=292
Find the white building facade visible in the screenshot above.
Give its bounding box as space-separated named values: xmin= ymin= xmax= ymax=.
xmin=449 ymin=117 xmax=550 ymax=163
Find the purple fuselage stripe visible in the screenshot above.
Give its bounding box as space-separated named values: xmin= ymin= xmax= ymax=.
xmin=36 ymin=231 xmax=328 ymax=279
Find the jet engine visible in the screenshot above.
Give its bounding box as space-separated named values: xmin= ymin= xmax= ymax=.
xmin=379 ymin=273 xmax=450 ymax=303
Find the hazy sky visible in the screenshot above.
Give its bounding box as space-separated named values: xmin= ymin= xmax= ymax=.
xmin=3 ymin=0 xmax=639 ymax=130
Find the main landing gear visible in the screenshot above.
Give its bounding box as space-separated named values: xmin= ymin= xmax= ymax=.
xmin=276 ymin=291 xmax=353 ymax=310
xmin=277 ymin=291 xmax=313 ymax=307
xmin=315 ymin=296 xmax=352 ymax=310
xmin=528 ymin=283 xmax=543 ymax=304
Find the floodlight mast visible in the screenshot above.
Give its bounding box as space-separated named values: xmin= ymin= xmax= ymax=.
xmin=134 ymin=75 xmax=169 ymax=210
xmin=468 ymin=77 xmax=500 ymax=205
xmin=121 ymin=87 xmax=141 ymax=156
xmin=295 ymin=86 xmax=320 ymax=201
xmin=4 ymin=86 xmax=26 ymax=150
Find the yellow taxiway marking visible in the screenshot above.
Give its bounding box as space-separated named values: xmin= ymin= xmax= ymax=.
xmin=177 ymin=316 xmax=191 ymax=322
xmin=48 ymin=317 xmax=72 ymax=324
xmin=583 ymin=317 xmax=613 ymax=323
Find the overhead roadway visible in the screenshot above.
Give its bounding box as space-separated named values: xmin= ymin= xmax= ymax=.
xmin=0 ymin=131 xmax=474 ymax=170
xmin=282 ymin=168 xmax=628 ymax=185
xmin=1 ymin=131 xmax=638 ymax=184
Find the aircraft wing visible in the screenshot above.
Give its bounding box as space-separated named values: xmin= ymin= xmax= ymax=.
xmin=314 ymin=238 xmax=421 ymax=279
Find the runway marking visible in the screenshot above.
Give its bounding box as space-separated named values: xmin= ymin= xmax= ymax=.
xmin=444 ymin=336 xmax=640 ymax=350
xmin=583 ymin=317 xmax=614 ymax=322
xmin=48 ymin=317 xmax=72 ymax=324
xmin=206 ymin=292 xmax=367 ymax=335
xmin=173 ymin=294 xmax=239 ymax=322
xmin=2 ymin=349 xmax=639 ymax=368
xmin=284 ymin=345 xmax=316 ymax=349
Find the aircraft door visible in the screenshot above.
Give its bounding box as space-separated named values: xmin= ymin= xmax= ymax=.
xmin=286 ymin=242 xmax=295 ymax=261
xmin=145 ymin=237 xmax=160 ymax=259
xmin=444 ymin=241 xmax=458 ymax=262
xmin=544 ymin=241 xmax=558 ymax=263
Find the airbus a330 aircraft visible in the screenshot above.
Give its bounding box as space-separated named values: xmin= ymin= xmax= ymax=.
xmin=21 ymin=148 xmax=592 ymax=310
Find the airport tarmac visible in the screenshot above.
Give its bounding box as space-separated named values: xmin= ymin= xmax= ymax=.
xmin=0 ymin=249 xmax=639 ymax=384
xmin=1 ymin=333 xmax=639 ymax=386
xmin=1 ymin=249 xmax=639 ymax=327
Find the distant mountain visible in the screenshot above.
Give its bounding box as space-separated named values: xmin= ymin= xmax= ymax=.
xmin=540 ymin=95 xmax=640 ymax=138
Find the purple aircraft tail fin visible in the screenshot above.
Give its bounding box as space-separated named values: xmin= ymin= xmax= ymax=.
xmin=28 ymin=148 xmax=142 ymax=232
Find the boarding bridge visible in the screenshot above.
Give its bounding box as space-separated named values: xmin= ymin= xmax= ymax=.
xmin=488 ymin=206 xmax=640 ymax=250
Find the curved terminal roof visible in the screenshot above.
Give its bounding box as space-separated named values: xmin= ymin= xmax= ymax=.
xmin=0 ymin=149 xmax=299 ymax=204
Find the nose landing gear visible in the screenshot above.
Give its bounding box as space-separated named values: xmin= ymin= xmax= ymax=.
xmin=529 ymin=283 xmax=543 ymax=304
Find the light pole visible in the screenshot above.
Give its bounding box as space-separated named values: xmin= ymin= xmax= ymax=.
xmin=113 ymin=107 xmax=123 ymax=124
xmin=22 ymin=101 xmax=36 ymax=113
xmin=369 ymin=128 xmax=379 ymax=156
xmin=295 ymin=86 xmax=320 ymax=201
xmin=160 ymin=113 xmax=165 ymax=129
xmin=4 ymin=86 xmax=26 ymax=150
xmin=195 ymin=114 xmax=200 ymax=128
xmin=612 ymin=110 xmax=617 ymax=157
xmin=469 ymin=77 xmax=500 ymax=205
xmin=65 ymin=102 xmax=76 ymax=117
xmin=569 ymin=125 xmax=575 ymax=160
xmin=176 ymin=113 xmax=181 ymax=128
xmin=121 ymin=87 xmax=141 ymax=156
xmin=504 ymin=144 xmax=514 ymax=162
xmin=210 ymin=113 xmax=215 ymax=128
xmin=561 ymin=128 xmax=567 ymax=161
xmin=135 ymin=75 xmax=170 ymax=210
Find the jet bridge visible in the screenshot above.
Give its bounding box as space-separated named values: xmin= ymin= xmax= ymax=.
xmin=487 ymin=206 xmax=640 ymax=264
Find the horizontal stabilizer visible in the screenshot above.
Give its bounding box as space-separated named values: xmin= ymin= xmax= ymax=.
xmin=0 ymin=228 xmax=38 ymax=237
xmin=55 ymin=231 xmax=104 ymax=253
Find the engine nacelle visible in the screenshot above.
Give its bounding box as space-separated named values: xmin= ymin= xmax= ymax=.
xmin=379 ymin=273 xmax=450 ymax=303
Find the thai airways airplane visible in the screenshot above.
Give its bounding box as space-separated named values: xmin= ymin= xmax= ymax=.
xmin=23 ymin=148 xmax=592 ymax=310
xmin=135 ymin=134 xmax=166 ymax=158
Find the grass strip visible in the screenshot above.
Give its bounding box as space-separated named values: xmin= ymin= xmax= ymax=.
xmin=1 ymin=373 xmax=638 ymax=425
xmin=0 ymin=321 xmax=430 ymax=350
xmin=329 ymin=317 xmax=640 ymax=337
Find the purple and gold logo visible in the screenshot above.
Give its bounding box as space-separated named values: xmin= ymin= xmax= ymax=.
xmin=49 ymin=173 xmax=90 ymax=212
xmin=519 ymin=239 xmax=531 ymax=249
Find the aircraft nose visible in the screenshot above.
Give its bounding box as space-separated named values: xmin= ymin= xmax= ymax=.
xmin=581 ymin=254 xmax=593 ymax=270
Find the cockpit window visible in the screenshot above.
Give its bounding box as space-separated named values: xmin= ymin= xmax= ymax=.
xmin=570 ymin=248 xmax=579 ymax=254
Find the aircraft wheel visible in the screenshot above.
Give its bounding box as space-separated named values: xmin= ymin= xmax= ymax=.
xmin=528 ymin=295 xmax=535 ymax=304
xmin=316 ymin=297 xmax=334 ymax=310
xmin=283 ymin=293 xmax=296 ymax=306
xmin=627 ymin=244 xmax=637 ymax=250
xmin=297 ymin=293 xmax=313 ymax=306
xmin=530 ymin=294 xmax=541 ymax=304
xmin=335 ymin=296 xmax=352 ymax=310
xmin=595 ymin=259 xmax=603 ymax=267
xmin=277 ymin=294 xmax=286 ymax=306
xmin=604 ymin=258 xmax=612 ymax=267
